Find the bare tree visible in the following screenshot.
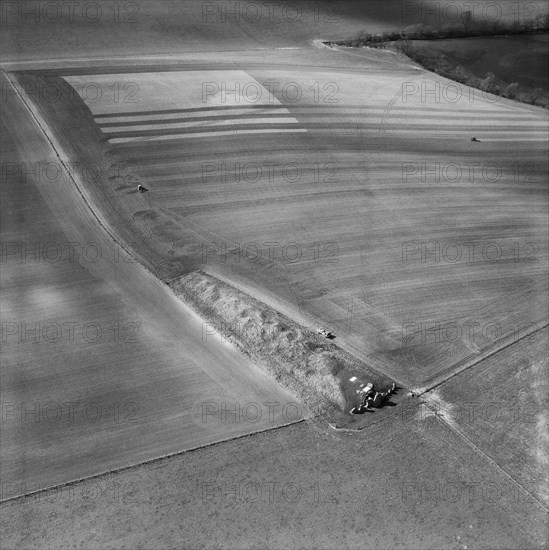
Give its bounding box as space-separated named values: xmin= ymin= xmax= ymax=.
xmin=504 ymin=82 xmax=519 ymax=99
xmin=535 ymin=13 xmax=549 ymax=31
xmin=481 ymin=72 xmax=498 ymax=94
xmin=452 ymin=65 xmax=467 ymax=83
xmin=461 ymin=10 xmax=473 ymax=34
xmin=399 ymin=37 xmax=411 ymax=55
xmin=529 ymin=87 xmax=542 ymax=105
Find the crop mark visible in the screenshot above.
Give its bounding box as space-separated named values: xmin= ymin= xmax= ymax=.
xmin=430 ymin=407 xmax=549 ymax=512
xmin=380 ymin=80 xmax=416 ymax=136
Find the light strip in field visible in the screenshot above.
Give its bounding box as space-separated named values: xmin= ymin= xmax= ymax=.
xmin=482 ymin=136 xmax=549 ymax=142
xmin=93 ymin=105 xmax=542 ymax=118
xmin=109 ymin=128 xmax=308 ymax=143
xmin=358 ymin=128 xmax=549 ymax=136
xmin=96 ymin=111 xmax=547 ymax=128
xmin=101 ymin=117 xmax=300 ymax=133
xmin=379 ymin=118 xmax=549 ymax=128
xmin=96 ymin=108 xmax=290 ymax=124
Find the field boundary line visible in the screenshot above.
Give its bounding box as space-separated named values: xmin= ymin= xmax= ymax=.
xmin=427 ymin=404 xmax=549 ymax=512
xmin=0 ymin=72 xmax=313 ymax=505
xmin=1 ymin=70 xmax=156 ymax=282
xmin=0 ymin=418 xmax=310 ymax=505
xmin=328 ymin=403 xmax=418 ymax=432
xmin=414 ymin=321 xmax=549 ymax=396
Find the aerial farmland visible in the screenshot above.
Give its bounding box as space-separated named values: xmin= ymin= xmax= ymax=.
xmin=1 ymin=1 xmax=548 ymax=549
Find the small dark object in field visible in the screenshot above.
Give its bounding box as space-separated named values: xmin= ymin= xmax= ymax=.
xmin=471 ymin=136 xmax=481 ymax=142
xmin=137 ymin=185 xmax=149 ymax=193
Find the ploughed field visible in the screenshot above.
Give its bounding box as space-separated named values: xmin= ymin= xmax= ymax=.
xmin=18 ymin=48 xmax=548 ymax=392
xmin=428 ymin=326 xmax=549 ymax=507
xmin=2 ymin=398 xmax=548 ymax=550
xmin=1 ymin=0 xmax=548 ymax=546
xmin=0 ymin=70 xmax=306 ymax=500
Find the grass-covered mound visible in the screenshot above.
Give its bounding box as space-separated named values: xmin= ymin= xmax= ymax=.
xmin=170 ymin=271 xmax=394 ymax=418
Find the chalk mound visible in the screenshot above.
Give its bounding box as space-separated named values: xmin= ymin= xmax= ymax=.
xmin=171 ymin=270 xmax=393 ymax=418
